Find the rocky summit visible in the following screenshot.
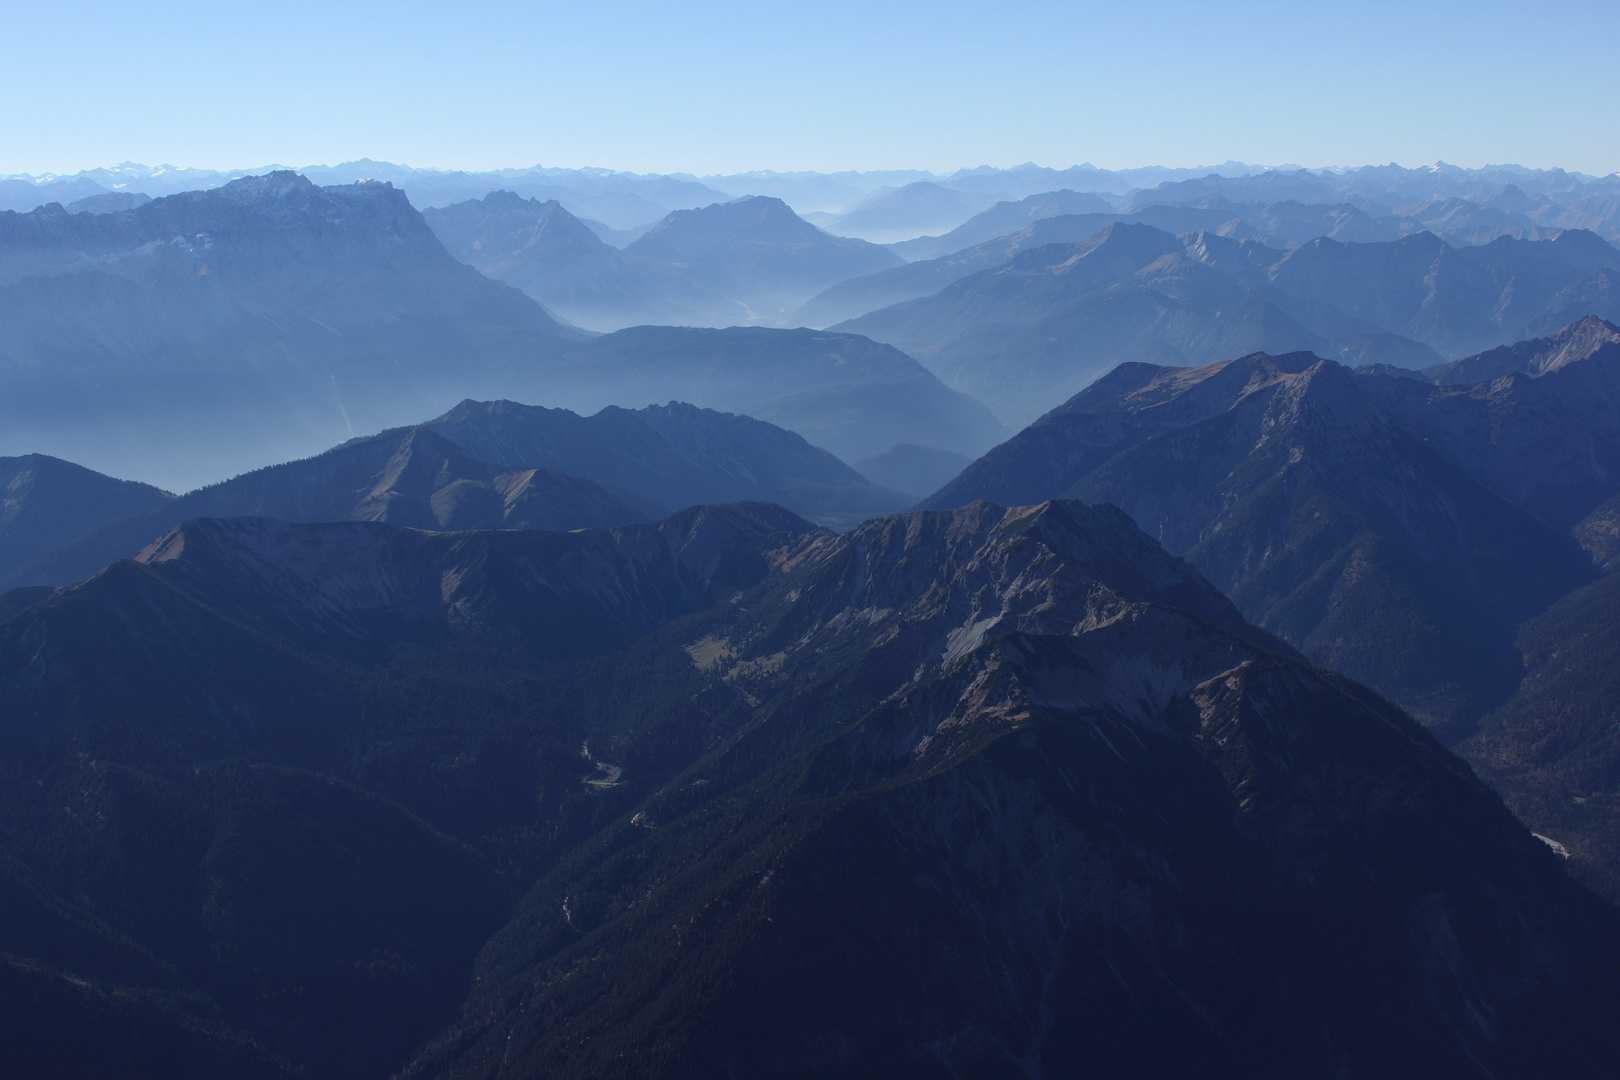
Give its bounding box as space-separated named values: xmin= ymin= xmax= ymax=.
xmin=929 ymin=323 xmax=1620 ymax=739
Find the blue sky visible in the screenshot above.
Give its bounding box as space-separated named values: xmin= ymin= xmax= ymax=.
xmin=7 ymin=0 xmax=1617 ymax=176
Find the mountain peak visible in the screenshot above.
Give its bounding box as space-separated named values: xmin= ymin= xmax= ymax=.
xmin=626 ymin=195 xmax=823 ymax=263
xmin=1432 ymin=314 xmax=1620 ymax=385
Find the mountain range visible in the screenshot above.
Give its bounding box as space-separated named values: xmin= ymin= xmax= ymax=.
xmin=885 ymin=188 xmax=1599 ymax=266
xmin=11 ymin=159 xmax=1617 ymax=226
xmin=0 ymin=172 xmax=578 ymax=487
xmin=796 ymin=205 xmax=1240 ymax=327
xmin=2 ymin=497 xmax=1617 ymax=1077
xmin=426 ymin=192 xmax=901 ymax=330
xmin=421 ymin=192 xmax=732 ymax=330
xmin=0 ymin=398 xmax=913 ymax=590
xmin=6 ymin=154 xmax=1620 ymax=1078
xmin=837 ymin=222 xmax=1620 ymax=425
xmin=925 ymin=319 xmax=1620 ymax=740
xmin=0 ymin=175 xmax=993 ymax=489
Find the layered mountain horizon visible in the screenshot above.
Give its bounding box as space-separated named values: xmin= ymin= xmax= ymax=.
xmin=6 ymin=151 xmax=1620 ymax=1078
xmin=9 ymin=158 xmax=1618 ymax=241
xmin=0 ymin=173 xmax=1000 ymax=489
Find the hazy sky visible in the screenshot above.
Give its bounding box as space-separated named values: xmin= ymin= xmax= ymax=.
xmin=7 ymin=0 xmax=1617 ymax=176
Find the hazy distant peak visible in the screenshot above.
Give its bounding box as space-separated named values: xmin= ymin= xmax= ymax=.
xmin=1004 ymin=220 xmax=1182 ymax=275
xmin=1535 ymin=313 xmax=1620 ymax=371
xmin=1078 ymin=218 xmax=1183 ymax=256
xmin=627 ymin=195 xmax=818 ymax=262
xmin=213 ymin=169 xmax=317 ymax=200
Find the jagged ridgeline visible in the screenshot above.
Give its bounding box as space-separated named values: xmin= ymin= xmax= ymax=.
xmin=927 ymin=319 xmax=1620 ymax=741
xmin=0 ymin=397 xmax=914 ymax=590
xmin=831 ymin=222 xmax=1620 ymax=427
xmin=0 ymin=174 xmax=1001 ymax=492
xmin=1 ymin=500 xmax=1615 ymax=1078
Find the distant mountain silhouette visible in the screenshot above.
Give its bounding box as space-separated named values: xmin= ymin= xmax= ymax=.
xmin=64 ymin=191 xmax=151 ymax=215
xmin=888 ymin=188 xmax=1613 ymax=267
xmin=554 ymin=326 xmax=1008 ymax=461
xmin=423 ymin=192 xmax=744 ymax=331
xmin=1260 ymin=229 xmax=1620 ymax=357
xmin=834 ymin=223 xmax=1432 ymax=424
xmin=620 ymin=195 xmax=901 ymax=323
xmin=0 ymin=176 xmax=998 ymax=490
xmin=887 ymin=189 xmax=1125 ymax=260
xmin=0 ymin=175 xmax=113 ymax=213
xmin=0 ymin=172 xmax=581 ymax=488
xmin=849 ymin=443 xmax=971 ymax=499
xmin=796 ymin=208 xmax=1238 ymax=328
xmin=838 ymin=222 xmax=1619 ymax=425
xmin=425 ymin=192 xmax=901 ymax=330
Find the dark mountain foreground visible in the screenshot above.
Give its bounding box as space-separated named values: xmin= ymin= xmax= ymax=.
xmin=1462 ymin=565 xmax=1620 ymax=902
xmin=0 ymin=500 xmax=1615 ymax=1077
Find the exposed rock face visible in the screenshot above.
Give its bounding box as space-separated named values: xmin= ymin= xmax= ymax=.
xmin=1430 ymin=314 xmax=1620 ymax=385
